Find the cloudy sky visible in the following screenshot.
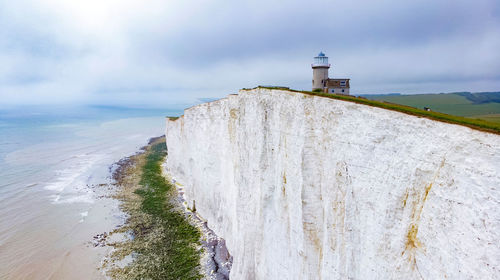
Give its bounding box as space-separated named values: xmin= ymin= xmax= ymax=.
xmin=1 ymin=0 xmax=499 ymax=107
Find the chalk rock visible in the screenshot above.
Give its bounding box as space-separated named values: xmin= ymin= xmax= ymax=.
xmin=165 ymin=88 xmax=500 ymax=279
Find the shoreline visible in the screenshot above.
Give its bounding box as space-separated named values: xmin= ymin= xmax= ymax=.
xmin=100 ymin=136 xmax=232 ymax=279
xmin=0 ymin=115 xmax=167 ymax=279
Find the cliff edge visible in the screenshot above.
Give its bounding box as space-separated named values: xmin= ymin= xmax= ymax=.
xmin=165 ymin=88 xmax=500 ymax=279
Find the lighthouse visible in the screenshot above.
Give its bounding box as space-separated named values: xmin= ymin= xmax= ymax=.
xmin=312 ymin=52 xmax=330 ymax=91
xmin=311 ymin=52 xmax=350 ymax=95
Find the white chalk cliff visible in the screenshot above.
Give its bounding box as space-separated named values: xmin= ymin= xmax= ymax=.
xmin=165 ymin=88 xmax=500 ymax=280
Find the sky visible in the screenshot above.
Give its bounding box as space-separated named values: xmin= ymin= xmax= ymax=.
xmin=0 ymin=0 xmax=499 ymax=108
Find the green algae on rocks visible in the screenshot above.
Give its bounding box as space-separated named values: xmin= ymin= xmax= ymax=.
xmin=104 ymin=136 xmax=203 ymax=280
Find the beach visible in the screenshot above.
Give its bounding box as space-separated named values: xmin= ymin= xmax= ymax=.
xmin=0 ymin=106 xmax=175 ymax=279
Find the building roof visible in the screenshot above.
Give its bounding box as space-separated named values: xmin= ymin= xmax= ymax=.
xmin=326 ymin=78 xmax=350 ymax=88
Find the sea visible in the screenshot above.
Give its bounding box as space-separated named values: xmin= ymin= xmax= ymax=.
xmin=0 ymin=105 xmax=183 ymax=279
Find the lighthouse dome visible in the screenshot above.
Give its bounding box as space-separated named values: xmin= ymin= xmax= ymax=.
xmin=312 ymin=52 xmax=329 ymax=68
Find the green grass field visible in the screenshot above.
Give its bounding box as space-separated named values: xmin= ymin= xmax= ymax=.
xmin=470 ymin=114 xmax=500 ymax=124
xmin=366 ymin=93 xmax=500 ymax=124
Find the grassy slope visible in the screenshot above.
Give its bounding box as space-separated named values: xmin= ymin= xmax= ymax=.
xmin=251 ymin=87 xmax=500 ymax=135
xmin=471 ymin=114 xmax=500 ymax=124
xmin=366 ymin=93 xmax=500 ymax=122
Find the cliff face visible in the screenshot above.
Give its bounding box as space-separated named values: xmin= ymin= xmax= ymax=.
xmin=165 ymin=88 xmax=500 ymax=280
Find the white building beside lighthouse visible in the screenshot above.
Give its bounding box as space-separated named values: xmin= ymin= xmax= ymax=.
xmin=312 ymin=52 xmax=350 ymax=95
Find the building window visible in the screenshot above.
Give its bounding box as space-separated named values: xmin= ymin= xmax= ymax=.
xmin=342 ymin=89 xmax=345 ymax=93
xmin=340 ymin=81 xmax=346 ymax=87
xmin=331 ymin=89 xmax=335 ymax=93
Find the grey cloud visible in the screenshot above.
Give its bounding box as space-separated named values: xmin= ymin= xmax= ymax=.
xmin=141 ymin=0 xmax=498 ymax=65
xmin=0 ymin=0 xmax=499 ymax=107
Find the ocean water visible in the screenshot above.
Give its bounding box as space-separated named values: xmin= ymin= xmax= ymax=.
xmin=0 ymin=105 xmax=182 ymax=279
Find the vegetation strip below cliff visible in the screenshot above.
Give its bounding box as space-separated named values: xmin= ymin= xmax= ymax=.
xmin=104 ymin=136 xmax=203 ymax=280
xmin=251 ymin=86 xmax=500 ymax=135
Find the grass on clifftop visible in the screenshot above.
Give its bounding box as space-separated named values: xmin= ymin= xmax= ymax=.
xmin=250 ymin=86 xmax=500 ymax=135
xmin=106 ymin=137 xmax=202 ymax=280
xmin=365 ymin=92 xmax=500 ymax=124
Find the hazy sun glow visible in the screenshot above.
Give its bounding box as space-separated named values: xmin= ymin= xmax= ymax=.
xmin=0 ymin=0 xmax=499 ymax=107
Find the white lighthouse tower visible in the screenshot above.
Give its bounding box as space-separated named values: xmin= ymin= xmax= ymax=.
xmin=312 ymin=52 xmax=330 ymax=91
